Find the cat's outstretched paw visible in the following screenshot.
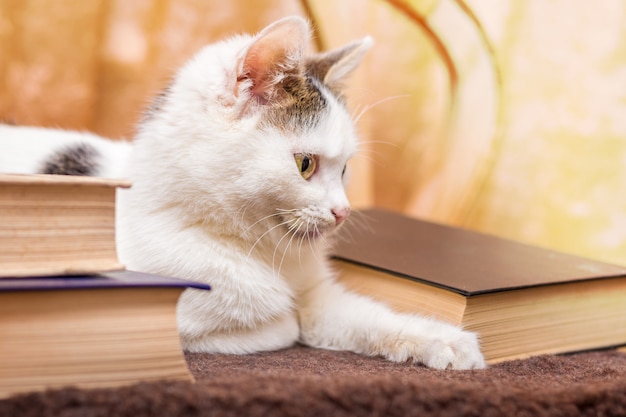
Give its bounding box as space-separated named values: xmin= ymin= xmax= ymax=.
xmin=420 ymin=329 xmax=486 ymax=370
xmin=382 ymin=324 xmax=486 ymax=370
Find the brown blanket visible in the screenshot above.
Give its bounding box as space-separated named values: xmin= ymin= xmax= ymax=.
xmin=2 ymin=346 xmax=626 ymax=417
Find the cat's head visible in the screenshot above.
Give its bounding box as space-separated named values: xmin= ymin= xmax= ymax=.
xmin=135 ymin=16 xmax=371 ymax=245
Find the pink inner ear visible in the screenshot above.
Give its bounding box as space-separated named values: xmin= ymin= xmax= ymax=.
xmin=241 ymin=48 xmax=279 ymax=103
xmin=239 ymin=18 xmax=309 ymax=103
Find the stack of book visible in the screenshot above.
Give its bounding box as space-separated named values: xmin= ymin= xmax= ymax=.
xmin=332 ymin=208 xmax=626 ymax=364
xmin=0 ymin=174 xmax=210 ymax=399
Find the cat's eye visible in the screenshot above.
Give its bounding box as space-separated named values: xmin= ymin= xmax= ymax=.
xmin=294 ymin=153 xmax=316 ymax=180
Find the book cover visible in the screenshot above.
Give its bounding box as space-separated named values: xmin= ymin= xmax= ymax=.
xmin=0 ymin=270 xmax=212 ymax=292
xmin=333 ymin=208 xmax=626 ymax=294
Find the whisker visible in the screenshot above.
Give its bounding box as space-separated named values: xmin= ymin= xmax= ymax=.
xmin=287 ymin=217 xmax=302 ymax=232
xmin=352 ymin=138 xmax=400 ymax=168
xmin=307 ymin=220 xmax=323 ymax=265
xmin=351 ymin=151 xmax=385 ymax=168
xmin=246 ymin=218 xmax=293 ymax=259
xmin=276 ymin=208 xmax=297 ymax=214
xmin=349 ymin=210 xmax=376 ymax=233
xmin=297 ymin=232 xmax=305 ymax=269
xmin=277 ymin=220 xmax=302 ymax=278
xmin=333 ymin=211 xmax=375 ymax=245
xmin=235 ymin=203 xmax=247 ymax=223
xmin=358 ymin=139 xmax=400 ymax=148
xmin=272 ymin=222 xmax=298 ymax=277
xmin=245 ymin=211 xmax=284 ymax=233
xmin=317 ymin=224 xmax=331 ymax=248
xmin=353 ymin=94 xmax=411 ymax=125
xmin=295 ymin=220 xmax=311 ymax=268
xmin=335 ymin=224 xmax=356 ymax=244
xmin=350 ymin=102 xmax=364 ymax=122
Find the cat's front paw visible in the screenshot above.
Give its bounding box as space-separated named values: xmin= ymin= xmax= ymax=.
xmin=383 ymin=323 xmax=486 ymax=370
xmin=420 ymin=328 xmax=486 ymax=370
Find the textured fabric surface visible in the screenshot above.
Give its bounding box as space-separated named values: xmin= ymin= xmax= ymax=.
xmin=2 ymin=345 xmax=626 ymax=417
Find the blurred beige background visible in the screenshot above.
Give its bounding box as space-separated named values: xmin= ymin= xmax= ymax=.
xmin=1 ymin=0 xmax=625 ymax=266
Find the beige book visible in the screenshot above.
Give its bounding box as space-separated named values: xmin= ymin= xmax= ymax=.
xmin=0 ymin=174 xmax=130 ymax=277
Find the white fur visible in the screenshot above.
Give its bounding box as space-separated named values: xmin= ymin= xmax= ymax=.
xmin=0 ymin=17 xmax=485 ymax=370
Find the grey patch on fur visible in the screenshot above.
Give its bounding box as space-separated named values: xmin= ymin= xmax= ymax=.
xmin=39 ymin=143 xmax=101 ymax=176
xmin=142 ymin=84 xmax=172 ymax=122
xmin=262 ymin=73 xmax=329 ymax=132
xmin=305 ymin=57 xmax=347 ymax=102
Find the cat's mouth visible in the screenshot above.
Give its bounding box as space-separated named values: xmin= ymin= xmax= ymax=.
xmin=288 ymin=222 xmax=331 ymax=240
xmin=276 ymin=210 xmax=336 ymax=240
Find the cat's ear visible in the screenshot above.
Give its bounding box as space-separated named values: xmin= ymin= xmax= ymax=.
xmin=236 ymin=16 xmax=310 ymax=104
xmin=306 ymin=37 xmax=373 ymax=94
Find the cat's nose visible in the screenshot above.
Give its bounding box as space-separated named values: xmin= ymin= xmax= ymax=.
xmin=331 ymin=207 xmax=351 ymax=225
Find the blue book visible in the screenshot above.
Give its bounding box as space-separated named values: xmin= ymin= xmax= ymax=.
xmin=0 ymin=270 xmax=211 ymax=292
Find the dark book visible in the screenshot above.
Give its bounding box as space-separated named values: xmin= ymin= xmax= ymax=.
xmin=0 ymin=173 xmax=130 ymax=277
xmin=332 ymin=208 xmax=626 ymax=363
xmin=0 ymin=270 xmax=211 ymax=398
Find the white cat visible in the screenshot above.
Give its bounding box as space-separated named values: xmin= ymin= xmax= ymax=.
xmin=0 ymin=17 xmax=485 ymax=369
